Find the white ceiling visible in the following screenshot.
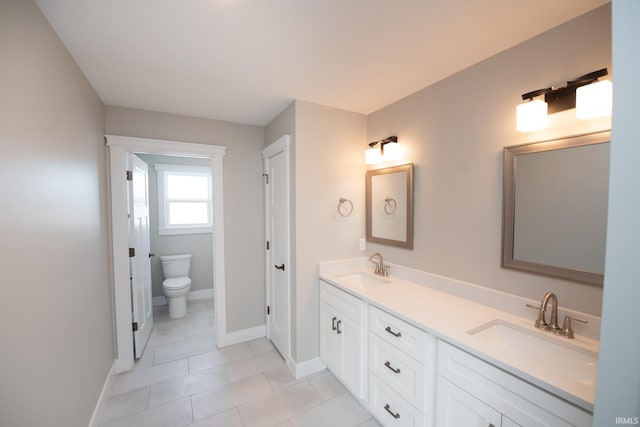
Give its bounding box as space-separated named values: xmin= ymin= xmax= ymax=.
xmin=35 ymin=0 xmax=609 ymax=126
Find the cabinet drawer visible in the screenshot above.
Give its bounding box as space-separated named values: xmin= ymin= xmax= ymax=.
xmin=369 ymin=373 xmax=426 ymax=427
xmin=370 ymin=305 xmax=428 ymax=361
xmin=369 ymin=333 xmax=427 ymax=412
xmin=320 ymin=280 xmax=363 ymax=324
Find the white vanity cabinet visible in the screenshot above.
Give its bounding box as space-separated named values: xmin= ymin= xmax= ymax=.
xmin=368 ymin=306 xmax=434 ymax=427
xmin=319 ymin=280 xmax=365 ymax=399
xmin=436 ymin=341 xmax=592 ymax=427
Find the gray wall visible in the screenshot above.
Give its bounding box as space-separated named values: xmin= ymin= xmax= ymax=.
xmin=266 ymin=101 xmax=367 ymax=362
xmin=594 ymin=0 xmax=640 ymax=422
xmin=366 ymin=5 xmax=611 ymax=316
xmin=105 ymin=107 xmax=265 ymax=333
xmin=136 ymin=154 xmax=214 ymax=298
xmin=0 ymin=1 xmax=114 ymax=426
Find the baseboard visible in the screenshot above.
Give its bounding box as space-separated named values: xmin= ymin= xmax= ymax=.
xmin=88 ymin=360 xmax=116 ymax=427
xmin=217 ymin=324 xmax=266 ymax=348
xmin=152 ymin=289 xmax=214 ymax=306
xmin=293 ymin=357 xmax=326 ymax=380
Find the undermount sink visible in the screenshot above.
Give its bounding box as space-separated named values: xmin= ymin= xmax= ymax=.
xmin=337 ymin=272 xmax=391 ymax=289
xmin=467 ymin=319 xmax=598 ymax=386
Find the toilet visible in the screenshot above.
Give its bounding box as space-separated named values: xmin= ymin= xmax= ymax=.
xmin=160 ymin=254 xmax=192 ymax=319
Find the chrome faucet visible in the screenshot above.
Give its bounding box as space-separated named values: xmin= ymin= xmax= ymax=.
xmin=526 ymin=292 xmax=588 ymax=339
xmin=368 ymin=252 xmax=389 ymax=277
xmin=540 ymin=292 xmax=560 ymax=333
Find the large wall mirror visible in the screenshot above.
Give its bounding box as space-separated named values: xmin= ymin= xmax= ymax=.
xmin=366 ymin=163 xmax=414 ymax=249
xmin=502 ymin=131 xmax=610 ymax=285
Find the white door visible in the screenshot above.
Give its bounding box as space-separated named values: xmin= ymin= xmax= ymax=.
xmin=263 ymin=136 xmax=291 ymax=361
xmin=130 ymin=154 xmax=154 ymax=358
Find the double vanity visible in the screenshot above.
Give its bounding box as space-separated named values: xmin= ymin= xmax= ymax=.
xmin=319 ymin=257 xmax=598 ymax=427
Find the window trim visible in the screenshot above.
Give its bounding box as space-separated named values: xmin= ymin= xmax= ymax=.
xmin=154 ymin=163 xmax=213 ymax=235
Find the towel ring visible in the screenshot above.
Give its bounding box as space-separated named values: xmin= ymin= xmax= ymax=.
xmin=384 ymin=197 xmax=397 ymax=215
xmin=338 ymin=198 xmax=353 ymax=217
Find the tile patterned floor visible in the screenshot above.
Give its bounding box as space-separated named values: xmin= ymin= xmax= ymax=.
xmin=98 ymin=299 xmax=381 ymax=427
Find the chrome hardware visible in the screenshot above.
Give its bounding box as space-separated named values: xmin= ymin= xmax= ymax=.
xmin=336 ymin=320 xmax=342 ymax=334
xmin=384 ymin=361 xmax=401 ymax=374
xmin=384 ymin=404 xmax=400 ymax=419
xmin=526 ymin=303 xmax=548 ymax=329
xmin=332 ymin=317 xmax=337 ymax=331
xmin=368 ymin=252 xmax=389 ymax=277
xmin=385 ymin=326 xmax=402 ymax=338
xmin=528 ymin=293 xmax=560 ymax=332
xmin=541 ymin=292 xmax=561 ymax=333
xmin=527 ymin=293 xmax=587 ymax=339
xmin=561 ymin=314 xmax=588 ymax=339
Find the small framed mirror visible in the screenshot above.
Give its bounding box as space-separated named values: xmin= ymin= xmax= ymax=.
xmin=366 ymin=163 xmax=414 ymax=249
xmin=502 ymin=131 xmax=610 ymax=285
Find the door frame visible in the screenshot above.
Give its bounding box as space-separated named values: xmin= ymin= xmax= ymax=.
xmin=262 ymin=135 xmax=293 ymax=372
xmin=106 ymin=135 xmax=227 ymax=373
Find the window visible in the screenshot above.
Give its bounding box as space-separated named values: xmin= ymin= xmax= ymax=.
xmin=155 ymin=164 xmax=212 ymax=235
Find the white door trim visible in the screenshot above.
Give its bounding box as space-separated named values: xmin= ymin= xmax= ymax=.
xmin=106 ymin=135 xmax=227 ymax=372
xmin=262 ymin=135 xmax=293 ymax=371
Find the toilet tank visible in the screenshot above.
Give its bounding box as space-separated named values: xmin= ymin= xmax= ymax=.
xmin=160 ymin=254 xmax=192 ymax=278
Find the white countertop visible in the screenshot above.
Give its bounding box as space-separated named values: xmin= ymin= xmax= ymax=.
xmin=319 ymin=259 xmax=599 ymax=413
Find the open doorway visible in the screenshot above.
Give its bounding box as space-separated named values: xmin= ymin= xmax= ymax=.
xmin=106 ymin=135 xmax=227 ymax=373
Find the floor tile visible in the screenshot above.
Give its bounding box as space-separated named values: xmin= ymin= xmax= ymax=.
xmin=187 ymin=343 xmax=253 ymax=373
xmin=98 ymin=387 xmax=149 ymax=423
xmin=131 ymin=349 xmax=155 ymax=371
xmin=248 ymin=337 xmax=276 ymax=355
xmin=148 ymin=366 xmax=229 ymax=407
xmin=238 ymin=381 xmax=324 ymax=427
xmin=186 ymin=326 xmax=216 ymax=344
xmin=110 ymin=359 xmax=188 ymax=395
xmin=186 ymin=408 xmax=243 ymax=427
xmin=358 ymin=417 xmax=383 ymax=426
xmin=146 ymin=332 xmax=186 ymax=350
xmin=153 ymin=339 xmax=217 ymax=365
xmin=290 ymin=393 xmax=371 ymax=427
xmin=224 ymin=349 xmax=285 ymax=382
xmin=98 ymin=397 xmax=192 ymax=427
xmin=191 ymin=373 xmax=274 ymax=421
xmin=309 ymin=370 xmax=347 ymax=401
xmin=264 ymin=365 xmax=300 ymax=391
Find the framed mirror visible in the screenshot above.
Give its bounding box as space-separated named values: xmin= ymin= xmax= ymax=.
xmin=366 ymin=163 xmax=414 ymax=249
xmin=502 ymin=131 xmax=610 ymax=285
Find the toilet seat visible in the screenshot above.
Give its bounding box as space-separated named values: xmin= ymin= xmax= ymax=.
xmin=163 ymin=277 xmax=191 ymax=290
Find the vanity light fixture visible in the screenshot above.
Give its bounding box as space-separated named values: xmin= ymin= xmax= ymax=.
xmin=365 ymin=136 xmax=399 ymax=165
xmin=576 ymin=79 xmax=612 ymax=120
xmin=516 ymin=88 xmax=550 ymax=132
xmin=516 ymin=68 xmax=611 ymax=132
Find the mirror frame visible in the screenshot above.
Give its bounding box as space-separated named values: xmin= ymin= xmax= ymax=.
xmin=502 ymin=131 xmax=610 ymax=285
xmin=366 ymin=163 xmax=414 ymax=249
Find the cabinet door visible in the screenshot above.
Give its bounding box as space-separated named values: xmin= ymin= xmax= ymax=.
xmin=437 ymin=377 xmax=502 ymax=427
xmin=337 ymin=314 xmax=363 ymax=398
xmin=320 ymin=302 xmax=339 ymax=374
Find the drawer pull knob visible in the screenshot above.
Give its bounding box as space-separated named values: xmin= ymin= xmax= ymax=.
xmin=384 ymin=404 xmax=401 ymax=419
xmin=332 ymin=317 xmax=337 ymax=331
xmin=384 ymin=361 xmax=401 ymax=374
xmin=336 ymin=320 xmax=342 ymax=334
xmin=385 ymin=326 xmax=402 ymax=338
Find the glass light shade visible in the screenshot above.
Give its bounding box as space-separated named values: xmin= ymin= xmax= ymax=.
xmin=516 ymin=99 xmax=548 ymax=132
xmin=576 ymin=80 xmax=612 ymax=120
xmin=382 ymin=142 xmax=402 ymax=161
xmin=365 ymin=147 xmax=382 ymax=164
